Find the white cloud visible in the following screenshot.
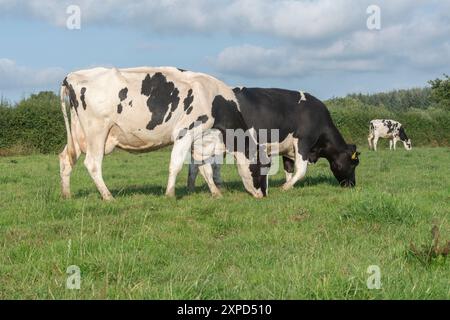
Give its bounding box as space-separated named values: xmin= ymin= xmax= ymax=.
xmin=0 ymin=0 xmax=448 ymax=83
xmin=0 ymin=0 xmax=428 ymax=39
xmin=213 ymin=1 xmax=450 ymax=78
xmin=0 ymin=59 xmax=65 ymax=90
xmin=214 ymin=44 xmax=383 ymax=78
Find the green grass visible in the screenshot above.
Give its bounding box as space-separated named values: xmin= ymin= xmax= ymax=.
xmin=0 ymin=147 xmax=449 ymax=299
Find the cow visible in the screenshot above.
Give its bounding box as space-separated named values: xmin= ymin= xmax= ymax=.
xmin=59 ymin=67 xmax=267 ymax=200
xmin=368 ymin=119 xmax=412 ymax=151
xmin=188 ymin=87 xmax=361 ymax=190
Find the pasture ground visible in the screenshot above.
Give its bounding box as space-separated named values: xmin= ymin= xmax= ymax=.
xmin=0 ymin=146 xmax=449 ymax=299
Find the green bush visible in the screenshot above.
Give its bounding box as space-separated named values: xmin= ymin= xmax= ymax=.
xmin=345 ymin=87 xmax=432 ymax=111
xmin=0 ymin=89 xmax=449 ymax=156
xmin=428 ymin=74 xmax=450 ymax=111
xmin=0 ymin=92 xmax=65 ymax=155
xmin=326 ymin=98 xmax=450 ymax=147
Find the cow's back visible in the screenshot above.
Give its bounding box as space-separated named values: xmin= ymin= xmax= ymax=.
xmin=233 ymin=87 xmax=337 ymax=143
xmin=64 ymin=67 xmax=236 ymax=150
xmin=370 ymin=119 xmax=402 ymax=138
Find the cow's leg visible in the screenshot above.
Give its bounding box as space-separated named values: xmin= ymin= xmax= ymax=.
xmin=187 ymin=161 xmax=200 ymax=192
xmin=283 ymin=156 xmax=295 ymax=183
xmin=83 ymin=130 xmax=113 ymax=201
xmin=198 ymin=163 xmax=222 ymax=197
xmin=59 ymin=145 xmax=81 ymax=199
xmin=282 ymin=141 xmax=308 ymax=191
xmin=211 ymin=162 xmax=222 ymax=188
xmin=389 ymin=139 xmax=393 ymax=150
xmin=368 ymin=134 xmax=374 ymax=150
xmin=166 ymin=136 xmax=192 ymax=197
xmin=188 ymin=161 xmax=222 ymax=192
xmin=373 ymin=136 xmax=379 ymax=152
xmin=393 ymin=138 xmax=398 ymax=150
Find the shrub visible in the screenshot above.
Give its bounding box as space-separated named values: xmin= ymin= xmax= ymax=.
xmin=326 ymin=100 xmax=450 ymax=147
xmin=428 ymin=74 xmax=450 ymax=111
xmin=0 ymin=92 xmax=65 ymax=154
xmin=0 ymin=88 xmax=449 ymax=156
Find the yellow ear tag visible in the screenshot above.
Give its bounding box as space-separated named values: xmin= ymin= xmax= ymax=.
xmin=351 ymin=152 xmax=357 ymax=160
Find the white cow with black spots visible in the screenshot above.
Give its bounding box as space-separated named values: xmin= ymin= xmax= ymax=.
xmin=368 ymin=119 xmax=412 ymax=151
xmin=59 ymin=67 xmax=267 ymax=200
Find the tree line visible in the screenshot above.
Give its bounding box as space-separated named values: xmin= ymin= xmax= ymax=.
xmin=1 ymin=75 xmax=449 ymax=155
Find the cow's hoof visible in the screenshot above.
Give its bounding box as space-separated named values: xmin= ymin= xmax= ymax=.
xmin=165 ymin=191 xmax=176 ymax=198
xmin=252 ymin=191 xmax=264 ymax=199
xmin=212 ymin=191 xmax=223 ymax=199
xmin=62 ymin=193 xmax=71 ymax=200
xmin=281 ymin=183 xmax=293 ymax=191
xmin=103 ymin=195 xmax=115 ymax=201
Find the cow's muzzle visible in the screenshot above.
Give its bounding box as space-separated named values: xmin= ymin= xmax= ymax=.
xmin=340 ymin=180 xmax=356 ymax=188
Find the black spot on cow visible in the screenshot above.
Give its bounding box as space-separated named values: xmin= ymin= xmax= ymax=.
xmin=184 ymin=89 xmax=194 ymax=111
xmin=197 ymin=115 xmax=208 ymax=123
xmin=63 ymin=78 xmax=79 ymax=110
xmin=177 ymin=68 xmax=187 ymax=72
xmin=129 ymin=100 xmax=133 ymax=107
xmin=164 ymin=93 xmax=181 ymax=123
xmin=141 ymin=73 xmax=180 ymax=130
xmin=383 ymin=120 xmax=395 ymax=133
xmin=119 ymin=87 xmax=128 ymax=101
xmin=186 ymin=106 xmax=193 ymax=115
xmin=188 ymin=115 xmax=209 ymax=130
xmin=116 ymin=88 xmax=128 ymax=114
xmin=80 ymin=87 xmax=87 ymax=110
xmin=177 ymin=128 xmax=188 ymax=140
xmin=176 ymin=115 xmax=209 ymax=140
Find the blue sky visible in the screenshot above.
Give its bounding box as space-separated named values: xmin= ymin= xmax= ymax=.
xmin=0 ymin=0 xmax=449 ymax=102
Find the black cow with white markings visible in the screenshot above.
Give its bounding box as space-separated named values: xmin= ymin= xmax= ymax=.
xmin=188 ymin=87 xmax=361 ymax=190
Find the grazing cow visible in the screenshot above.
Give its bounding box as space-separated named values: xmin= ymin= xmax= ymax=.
xmin=368 ymin=119 xmax=412 ymax=151
xmin=59 ymin=67 xmax=267 ymax=200
xmin=188 ymin=88 xmax=361 ymax=190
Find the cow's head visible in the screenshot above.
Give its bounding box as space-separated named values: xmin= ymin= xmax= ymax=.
xmin=403 ymin=139 xmax=412 ymax=151
xmin=250 ymin=162 xmax=269 ymax=197
xmin=399 ymin=127 xmax=412 ymax=150
xmin=330 ymin=144 xmax=360 ymax=188
xmin=236 ymin=162 xmax=268 ymax=198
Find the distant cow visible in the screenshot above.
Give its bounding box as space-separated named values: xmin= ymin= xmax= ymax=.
xmin=59 ymin=67 xmax=267 ymax=200
xmin=188 ymin=88 xmax=361 ymax=190
xmin=368 ymin=119 xmax=412 ymax=151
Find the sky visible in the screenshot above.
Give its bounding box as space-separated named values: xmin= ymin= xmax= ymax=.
xmin=0 ymin=0 xmax=449 ymax=102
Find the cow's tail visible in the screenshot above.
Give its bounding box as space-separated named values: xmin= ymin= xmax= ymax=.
xmin=60 ymin=84 xmax=77 ymax=166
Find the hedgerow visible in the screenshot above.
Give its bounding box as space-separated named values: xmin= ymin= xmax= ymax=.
xmin=0 ymin=89 xmax=449 ymax=156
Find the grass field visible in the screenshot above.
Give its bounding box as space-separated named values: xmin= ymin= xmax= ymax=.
xmin=0 ymin=146 xmax=449 ymax=299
